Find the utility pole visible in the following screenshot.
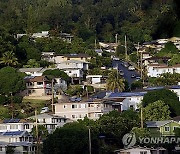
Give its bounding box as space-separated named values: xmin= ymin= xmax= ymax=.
xmin=95 ymin=39 xmax=97 ymax=50
xmin=137 ymin=42 xmax=140 ymax=69
xmin=125 ymin=35 xmax=128 ymax=61
xmin=116 ymin=63 xmax=119 ymax=79
xmin=89 ymin=128 xmax=91 ymax=154
xmin=141 ymin=107 xmax=143 ymax=128
xmin=115 ymin=33 xmax=118 ymax=44
xmin=10 ymin=92 xmax=13 ymax=119
xmin=35 ymin=109 xmax=39 ymax=153
xmin=51 ymin=79 xmax=54 ymax=113
xmin=140 ymin=51 xmax=143 ymax=80
xmin=86 ymin=86 xmax=89 ymax=100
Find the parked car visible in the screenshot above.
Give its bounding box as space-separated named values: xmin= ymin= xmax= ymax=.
xmin=128 ymin=66 xmax=135 ymax=71
xmin=119 ymin=70 xmax=124 ymax=76
xmin=131 ymin=74 xmax=136 ymax=78
xmin=113 ymin=57 xmax=119 ymax=60
xmin=123 ymin=62 xmax=129 ymax=67
xmin=69 ymin=96 xmax=81 ymax=102
xmin=40 ymin=107 xmax=49 ymax=114
xmin=136 ymin=76 xmax=141 ymax=80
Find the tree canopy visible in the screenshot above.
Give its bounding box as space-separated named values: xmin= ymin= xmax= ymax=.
xmin=43 ymin=110 xmax=140 ymax=154
xmin=142 ymin=89 xmax=180 ymax=117
xmin=106 ymin=70 xmax=125 ymax=92
xmin=43 ymin=69 xmax=70 ymax=81
xmin=0 ymin=67 xmax=26 ymax=95
xmin=143 ymin=100 xmax=171 ymax=121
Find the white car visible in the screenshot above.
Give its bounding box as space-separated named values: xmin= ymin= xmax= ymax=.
xmin=128 ymin=66 xmax=135 ymax=71
xmin=113 ymin=57 xmax=119 ymax=61
xmin=40 ymin=107 xmax=49 ymax=114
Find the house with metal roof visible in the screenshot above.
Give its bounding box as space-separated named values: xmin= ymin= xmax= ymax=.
xmin=146 ymin=120 xmax=180 ymax=137
xmin=19 ymin=67 xmax=44 ymax=76
xmin=104 ymin=92 xmax=147 ymax=111
xmin=0 ymin=119 xmax=34 ymax=133
xmin=0 ymin=131 xmax=35 ymax=154
xmin=28 ymin=113 xmax=71 ymax=133
xmin=147 ymin=64 xmax=180 ymax=77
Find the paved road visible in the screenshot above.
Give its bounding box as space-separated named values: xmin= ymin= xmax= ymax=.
xmin=112 ymin=60 xmax=140 ymax=85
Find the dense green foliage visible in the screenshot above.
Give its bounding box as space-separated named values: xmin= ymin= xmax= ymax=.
xmin=43 ymin=110 xmax=140 ymax=154
xmin=65 ymin=85 xmax=84 ymax=96
xmin=0 ymin=0 xmax=179 ymax=62
xmin=131 ymin=80 xmax=143 ymax=90
xmin=0 ymin=67 xmax=26 ymax=95
xmin=148 ymin=73 xmax=180 ymax=86
xmin=43 ymin=69 xmax=70 ymax=81
xmin=143 ymin=100 xmax=171 ymax=121
xmin=142 ymin=89 xmax=180 ymax=117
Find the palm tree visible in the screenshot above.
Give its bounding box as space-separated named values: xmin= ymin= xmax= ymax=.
xmin=0 ymin=51 xmax=18 ymax=66
xmin=106 ymin=70 xmax=125 ymax=92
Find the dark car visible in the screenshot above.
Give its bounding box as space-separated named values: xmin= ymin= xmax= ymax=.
xmin=131 ymin=74 xmax=136 ymax=78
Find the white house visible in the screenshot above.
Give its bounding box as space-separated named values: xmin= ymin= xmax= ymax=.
xmin=41 ymin=52 xmax=55 ymax=63
xmin=60 ymin=32 xmax=73 ymax=43
xmin=0 ymin=131 xmax=35 ymax=154
xmin=19 ymin=68 xmax=44 ymax=76
xmin=31 ymin=31 xmax=49 ymax=38
xmin=28 ymin=113 xmax=70 ymax=133
xmin=54 ymin=99 xmax=111 ymax=121
xmin=115 ymin=147 xmax=152 ymax=154
xmin=0 ymin=119 xmax=34 ymax=133
xmin=95 ymin=49 xmax=103 ymax=56
xmin=115 ymin=146 xmax=167 ymax=154
xmin=147 ymin=64 xmax=180 ymax=77
xmin=104 ymin=92 xmax=147 ymax=111
xmin=143 ymin=57 xmax=170 ymax=66
xmin=56 ymin=60 xmax=89 ymax=70
xmin=86 ymin=75 xmax=103 ymax=84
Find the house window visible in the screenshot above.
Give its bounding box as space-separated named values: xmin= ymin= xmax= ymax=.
xmin=72 ymin=104 xmax=77 ymax=109
xmin=67 ymin=58 xmax=70 ymax=60
xmin=173 ymin=126 xmax=178 ymax=131
xmin=165 ymin=126 xmax=170 ymax=132
xmin=69 ymin=71 xmax=71 ymax=73
xmin=50 ymin=125 xmax=55 ymax=129
xmin=43 ymin=119 xmax=46 ymax=123
xmin=10 ymin=125 xmax=18 ymax=129
xmin=63 ymin=105 xmax=67 ymax=109
xmin=0 ymin=147 xmax=2 ymax=151
xmin=24 ymin=124 xmax=29 ymax=129
xmin=72 ymin=115 xmax=76 ymax=118
xmin=37 ymin=82 xmax=43 ymax=85
xmin=130 ymin=105 xmax=134 ymax=109
xmin=140 ymin=152 xmax=147 ymax=154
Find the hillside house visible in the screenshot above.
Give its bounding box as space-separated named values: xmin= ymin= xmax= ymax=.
xmin=23 ymin=76 xmax=51 ymax=97
xmin=147 ymin=64 xmax=180 ymax=77
xmin=146 ymin=120 xmax=180 ymax=137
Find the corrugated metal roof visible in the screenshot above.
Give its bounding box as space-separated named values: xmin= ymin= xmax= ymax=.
xmin=108 ymin=92 xmax=147 ymax=98
xmin=146 ymin=120 xmax=172 ymax=128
